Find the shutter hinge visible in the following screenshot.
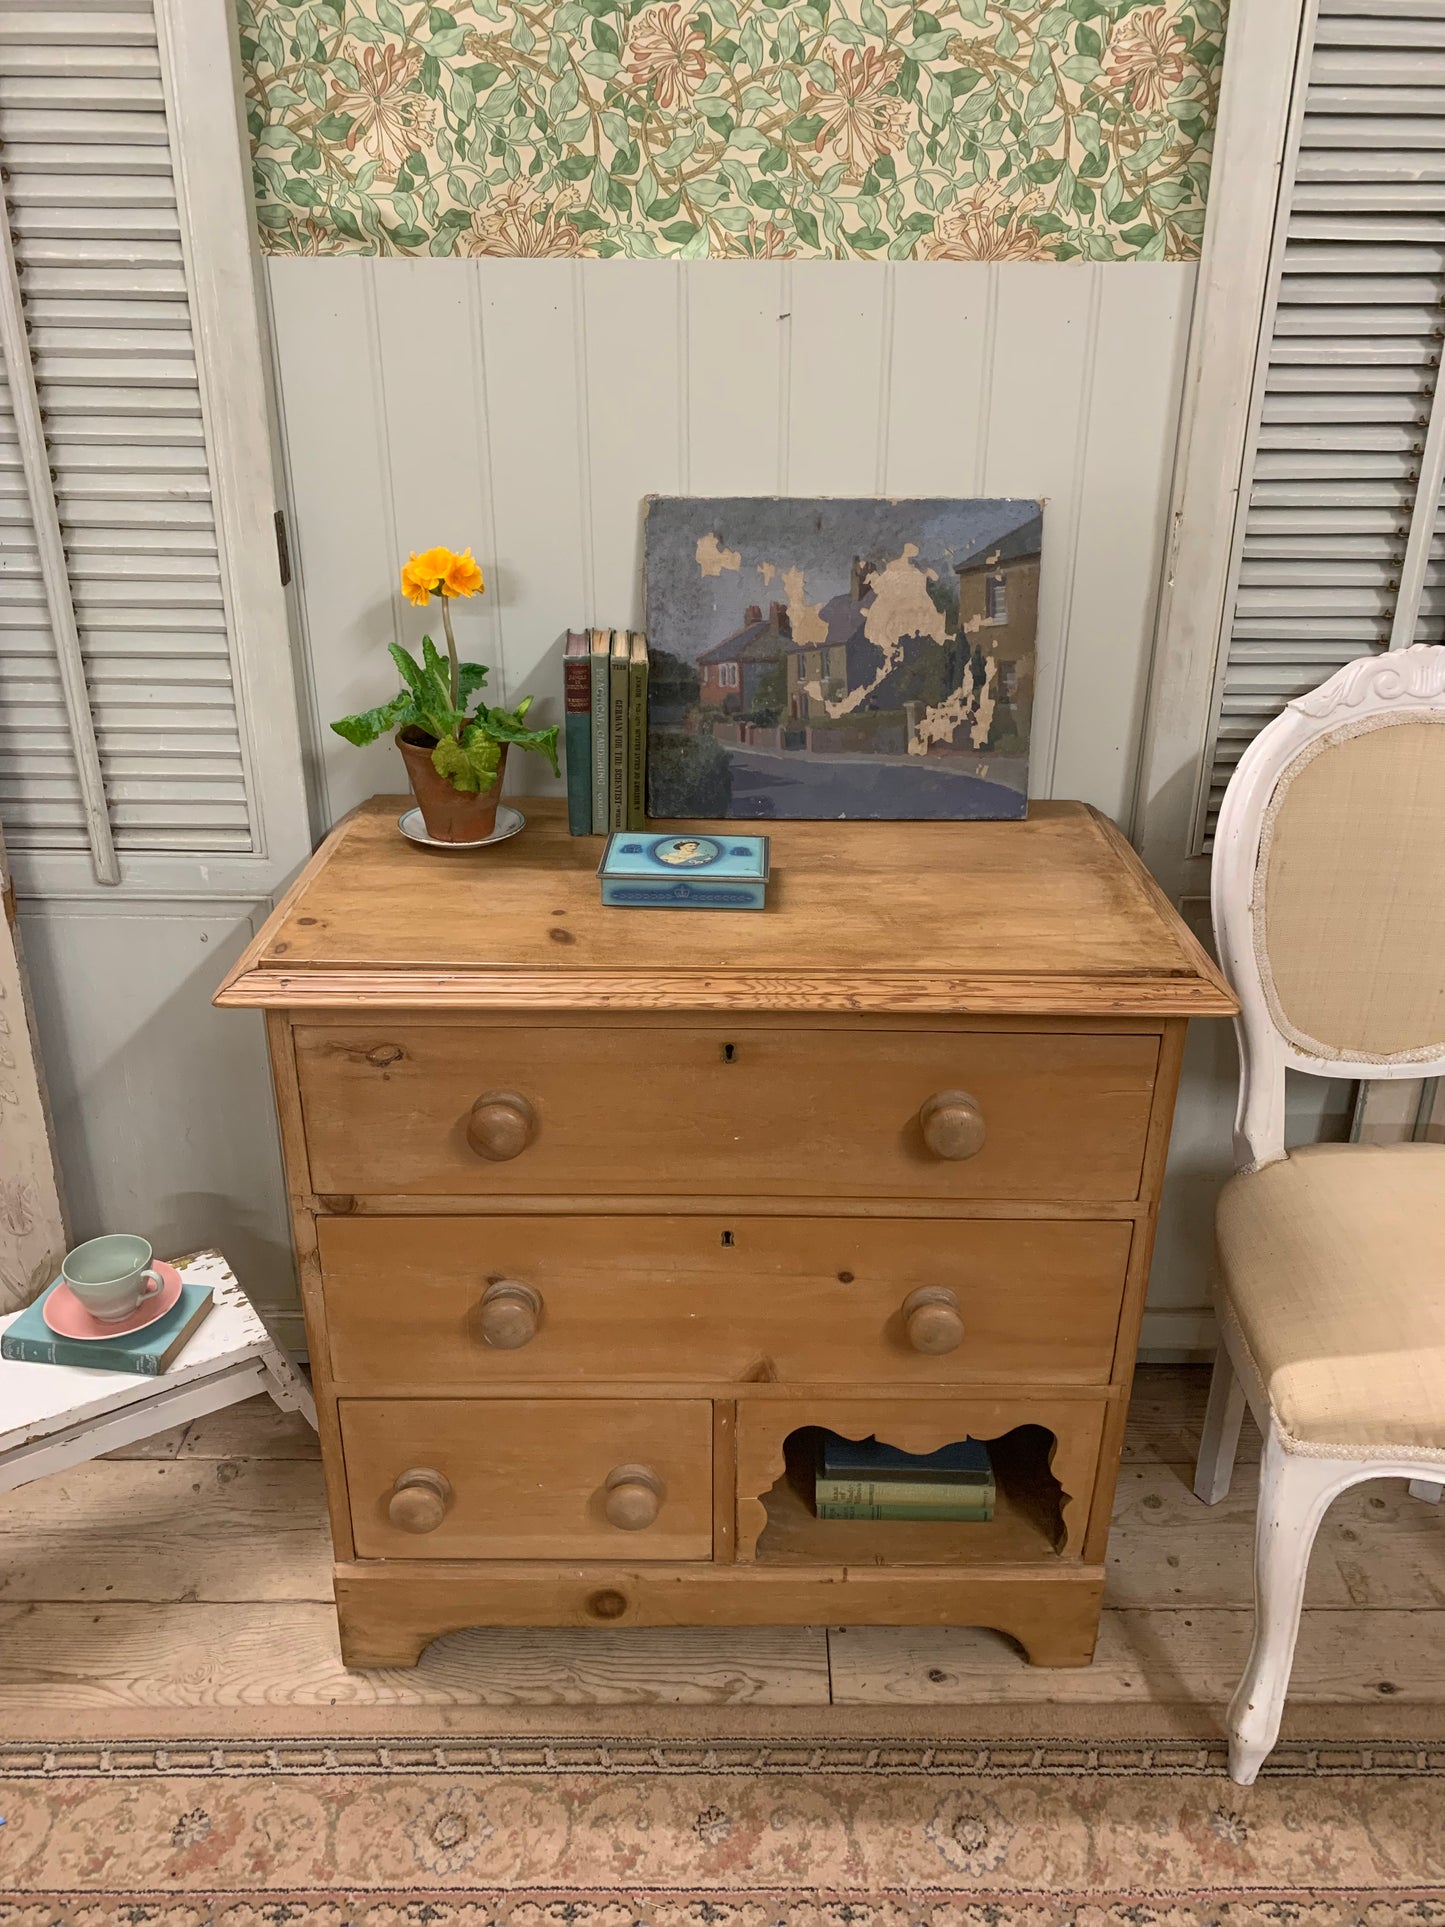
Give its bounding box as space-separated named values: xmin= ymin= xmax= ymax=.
xmin=274 ymin=508 xmax=292 ymax=588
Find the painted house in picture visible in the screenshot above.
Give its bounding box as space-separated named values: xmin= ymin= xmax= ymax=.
xmin=644 ymin=496 xmax=1043 ymax=822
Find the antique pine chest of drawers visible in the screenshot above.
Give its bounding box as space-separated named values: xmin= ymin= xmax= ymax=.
xmin=216 ymin=796 xmax=1234 ymax=1669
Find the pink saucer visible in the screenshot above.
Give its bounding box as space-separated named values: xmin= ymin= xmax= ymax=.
xmin=44 ymin=1260 xmax=184 ymax=1341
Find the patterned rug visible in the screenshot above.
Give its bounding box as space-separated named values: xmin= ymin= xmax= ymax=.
xmin=4 ymin=1735 xmax=1445 ymax=1925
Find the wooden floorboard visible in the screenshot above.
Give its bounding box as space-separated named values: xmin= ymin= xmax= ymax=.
xmin=0 ymin=1461 xmax=333 ymax=1604
xmin=826 ymin=1609 xmax=1445 ymax=1706
xmin=0 ymin=1605 xmax=829 ymax=1710
xmin=1 ymin=1368 xmax=1441 ymax=1715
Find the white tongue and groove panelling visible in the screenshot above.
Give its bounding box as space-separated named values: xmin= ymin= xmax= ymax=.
xmin=266 ymin=256 xmax=1196 ymax=834
xmin=0 ymin=1 xmax=252 ymax=857
xmin=1198 ymin=0 xmax=1445 ymax=847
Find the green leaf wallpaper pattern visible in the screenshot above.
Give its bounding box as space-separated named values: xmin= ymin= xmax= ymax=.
xmin=238 ymin=0 xmax=1226 ymax=261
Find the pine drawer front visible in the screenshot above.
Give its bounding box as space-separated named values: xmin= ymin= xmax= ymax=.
xmin=294 ymin=1025 xmax=1161 ymax=1202
xmin=319 ymin=1215 xmax=1134 ymax=1390
xmin=340 ymin=1397 xmax=715 ymax=1561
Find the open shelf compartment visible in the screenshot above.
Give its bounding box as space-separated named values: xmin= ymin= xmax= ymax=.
xmin=735 ymin=1395 xmax=1106 ymax=1566
xmin=755 ymin=1423 xmax=1066 ymax=1566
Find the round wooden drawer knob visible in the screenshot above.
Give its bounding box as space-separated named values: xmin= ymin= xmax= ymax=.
xmin=902 ymin=1286 xmax=964 ymax=1355
xmin=388 ymin=1467 xmax=452 ymax=1534
xmin=466 ymin=1090 xmax=537 ymax=1162
xmin=478 ymin=1279 xmax=542 ymax=1349
xmin=919 ymin=1090 xmax=985 ymax=1161
xmin=604 ymin=1463 xmax=663 ymax=1531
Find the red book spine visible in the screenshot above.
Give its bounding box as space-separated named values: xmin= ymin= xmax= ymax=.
xmin=564 ymin=654 xmax=591 ymax=711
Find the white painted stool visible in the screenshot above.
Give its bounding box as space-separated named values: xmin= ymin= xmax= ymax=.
xmin=0 ymin=1249 xmax=316 ymax=1495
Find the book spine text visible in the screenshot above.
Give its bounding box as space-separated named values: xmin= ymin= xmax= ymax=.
xmin=626 ymin=637 xmax=647 ymax=831
xmin=589 ymin=633 xmax=609 ymax=834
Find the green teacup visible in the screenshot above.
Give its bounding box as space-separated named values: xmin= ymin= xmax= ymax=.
xmin=61 ymin=1234 xmax=164 ymax=1323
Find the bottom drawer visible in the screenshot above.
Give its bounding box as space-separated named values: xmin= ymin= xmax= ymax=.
xmin=340 ymin=1397 xmax=715 ymax=1561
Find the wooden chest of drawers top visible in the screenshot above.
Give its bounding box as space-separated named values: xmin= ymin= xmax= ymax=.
xmin=216 ymin=797 xmax=1234 ymax=1018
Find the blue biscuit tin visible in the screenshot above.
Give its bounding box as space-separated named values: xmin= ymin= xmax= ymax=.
xmin=598 ymin=831 xmax=771 ymax=910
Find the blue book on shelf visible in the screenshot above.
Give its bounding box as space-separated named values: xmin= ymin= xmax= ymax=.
xmin=1 ymin=1279 xmax=214 ymax=1374
xmin=819 ymin=1435 xmax=992 ymax=1481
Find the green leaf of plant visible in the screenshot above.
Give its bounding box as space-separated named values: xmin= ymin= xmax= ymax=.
xmin=330 ymin=690 xmax=413 ymax=746
xmin=430 ymin=730 xmax=493 ymax=794
xmin=749 ymin=180 xmax=786 ymax=210
xmin=792 ymin=206 xmax=820 ymax=248
xmin=475 ymin=709 xmax=560 ymax=774
xmin=860 ymin=0 xmax=887 ymax=36
xmin=375 ymin=0 xmax=406 ymax=32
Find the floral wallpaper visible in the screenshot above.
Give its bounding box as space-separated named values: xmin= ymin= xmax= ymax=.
xmin=237 ymin=0 xmax=1226 ymax=261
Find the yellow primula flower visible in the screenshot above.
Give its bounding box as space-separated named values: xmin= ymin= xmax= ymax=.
xmin=440 ymin=548 xmax=484 ymax=598
xmin=400 ymin=545 xmax=485 ymax=605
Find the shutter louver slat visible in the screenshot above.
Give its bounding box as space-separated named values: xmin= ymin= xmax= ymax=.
xmin=1196 ymin=0 xmax=1445 ymax=849
xmin=0 ymin=0 xmax=254 ymax=860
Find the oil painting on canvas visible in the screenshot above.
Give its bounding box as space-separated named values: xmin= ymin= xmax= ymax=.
xmin=644 ymin=496 xmax=1042 ymax=822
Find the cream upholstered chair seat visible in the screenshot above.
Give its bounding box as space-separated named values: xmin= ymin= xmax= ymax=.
xmin=1217 ymin=1141 xmax=1445 ymax=1456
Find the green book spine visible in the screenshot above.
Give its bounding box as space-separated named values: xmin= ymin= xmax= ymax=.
xmin=815 ymin=1477 xmax=996 ymax=1508
xmin=816 ymin=1500 xmax=995 ymax=1522
xmin=589 ymin=629 xmax=610 ymax=834
xmin=608 ymin=631 xmax=628 ymax=831
xmin=626 ymin=633 xmax=648 ymax=830
xmin=563 ymin=632 xmax=592 ymax=836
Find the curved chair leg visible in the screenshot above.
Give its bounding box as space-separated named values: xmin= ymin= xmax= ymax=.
xmin=1227 ymin=1426 xmax=1348 ymax=1785
xmin=1195 ymin=1344 xmax=1247 ymax=1504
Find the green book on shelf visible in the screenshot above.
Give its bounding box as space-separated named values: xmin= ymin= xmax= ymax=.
xmin=1 ymin=1279 xmax=214 ymax=1375
xmin=589 ymin=627 xmax=610 ymax=834
xmin=815 ymin=1477 xmax=995 ymax=1509
xmin=563 ymin=630 xmax=592 ymax=836
xmin=626 ymin=631 xmax=648 ymax=831
xmin=608 ymin=629 xmax=629 ymax=832
xmin=816 ymin=1499 xmax=995 ymax=1522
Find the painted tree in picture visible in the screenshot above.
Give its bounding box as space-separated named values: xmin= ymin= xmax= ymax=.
xmin=645 ymin=495 xmax=1041 ymax=821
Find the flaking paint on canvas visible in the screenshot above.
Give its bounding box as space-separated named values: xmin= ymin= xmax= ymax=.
xmin=644 ymin=495 xmax=1041 ymax=821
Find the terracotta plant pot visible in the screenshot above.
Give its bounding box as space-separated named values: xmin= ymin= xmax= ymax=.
xmin=396 ymin=727 xmax=507 ymax=842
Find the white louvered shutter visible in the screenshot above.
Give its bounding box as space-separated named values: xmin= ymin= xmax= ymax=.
xmin=1195 ymin=0 xmax=1445 ymax=849
xmin=0 ymin=1 xmax=269 ymax=876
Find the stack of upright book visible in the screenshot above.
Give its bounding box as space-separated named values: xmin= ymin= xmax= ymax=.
xmin=564 ymin=628 xmax=647 ymax=835
xmin=813 ymin=1433 xmax=995 ymax=1521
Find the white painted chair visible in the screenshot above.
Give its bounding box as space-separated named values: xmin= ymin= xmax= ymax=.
xmin=0 ymin=1249 xmax=315 ymax=1495
xmin=1194 ymin=642 xmax=1445 ymax=1784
